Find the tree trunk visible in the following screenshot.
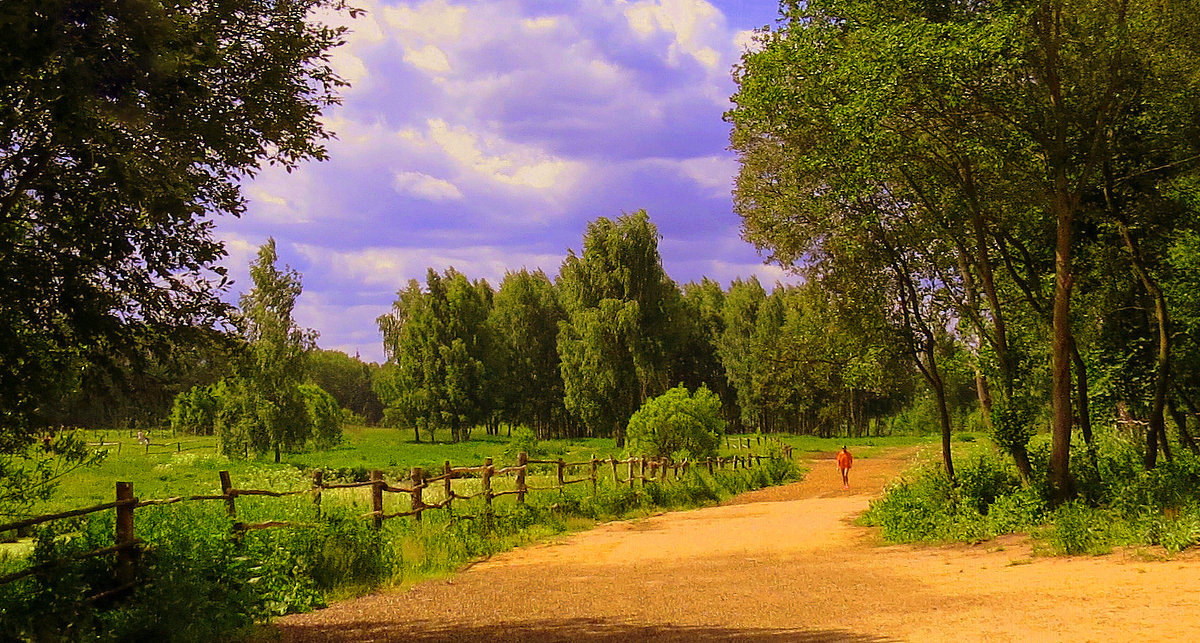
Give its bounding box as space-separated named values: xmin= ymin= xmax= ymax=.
xmin=1110 ymin=178 xmax=1172 ymax=469
xmin=1168 ymin=396 xmax=1198 ymax=455
xmin=926 ymin=347 xmax=956 ymax=483
xmin=1050 ymin=189 xmax=1075 ymax=503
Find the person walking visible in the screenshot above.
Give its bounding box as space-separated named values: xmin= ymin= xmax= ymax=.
xmin=836 ymin=446 xmax=853 ymax=490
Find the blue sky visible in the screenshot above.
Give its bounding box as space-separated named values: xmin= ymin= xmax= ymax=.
xmin=218 ymin=0 xmax=793 ymax=362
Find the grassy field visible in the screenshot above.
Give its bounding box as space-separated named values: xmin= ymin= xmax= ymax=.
xmin=773 ymin=432 xmax=984 ymax=460
xmin=40 ymin=427 xmax=623 ymax=515
xmin=31 ymin=427 xmax=967 ymax=518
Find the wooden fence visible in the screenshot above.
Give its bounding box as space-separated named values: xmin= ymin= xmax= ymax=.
xmin=0 ymin=436 xmax=795 ymax=593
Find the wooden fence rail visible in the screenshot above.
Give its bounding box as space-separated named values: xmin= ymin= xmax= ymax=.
xmin=0 ymin=437 xmax=796 ymax=591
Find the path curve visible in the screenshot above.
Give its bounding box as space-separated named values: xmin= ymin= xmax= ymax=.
xmin=277 ymin=448 xmax=1200 ymax=642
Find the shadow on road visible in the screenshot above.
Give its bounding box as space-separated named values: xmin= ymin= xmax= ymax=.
xmin=278 ymin=617 xmax=898 ymax=642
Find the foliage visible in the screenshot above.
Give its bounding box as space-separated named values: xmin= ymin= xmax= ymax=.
xmin=0 ymin=449 xmax=795 ymax=641
xmin=557 ymin=211 xmax=683 ymax=445
xmin=0 ymin=433 xmax=105 ymax=520
xmin=488 ymin=270 xmax=567 ymax=438
xmin=505 ymin=426 xmax=543 ymax=459
xmin=0 ymin=0 xmax=352 ymax=508
xmin=306 ymin=350 xmax=383 ymax=425
xmin=376 ymin=269 xmax=493 ymax=443
xmin=626 ymin=386 xmax=725 ymax=460
xmin=299 ymin=384 xmax=344 ymax=450
xmin=217 ymin=239 xmax=317 ymax=460
xmin=170 ymin=385 xmax=219 ymax=436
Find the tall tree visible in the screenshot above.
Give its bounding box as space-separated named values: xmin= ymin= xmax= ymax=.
xmin=557 ymin=211 xmax=682 ymax=446
xmin=0 ymin=0 xmax=351 ymax=499
xmin=377 ymin=268 xmax=493 ymax=443
xmin=488 ymin=269 xmax=567 ymax=438
xmin=307 ymin=349 xmax=383 ymax=425
xmin=218 ymin=239 xmax=317 ymax=461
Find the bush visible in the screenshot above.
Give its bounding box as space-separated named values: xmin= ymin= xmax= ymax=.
xmin=504 ymin=426 xmax=542 ymax=459
xmin=626 ymin=385 xmax=724 ymax=460
xmin=299 ymin=384 xmax=344 ymax=450
xmin=169 ymin=385 xmax=218 ymax=436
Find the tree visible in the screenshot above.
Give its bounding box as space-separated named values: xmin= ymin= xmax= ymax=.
xmin=488 ymin=269 xmax=567 ymax=438
xmin=729 ymin=0 xmax=1200 ymax=497
xmin=626 ymin=385 xmax=725 ymax=460
xmin=218 ymin=239 xmax=316 ymax=461
xmin=556 ymin=211 xmax=683 ymax=445
xmin=307 ymin=349 xmax=382 ymax=425
xmin=377 ymin=268 xmax=493 ymax=443
xmin=298 ymin=384 xmax=343 ymax=450
xmin=0 ymin=0 xmax=351 ymax=501
xmin=170 ymin=384 xmax=219 ymax=436
xmin=676 ymin=279 xmax=739 ymax=429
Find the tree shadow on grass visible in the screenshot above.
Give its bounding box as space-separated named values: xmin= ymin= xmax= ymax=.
xmin=278 ymin=617 xmax=898 ymax=642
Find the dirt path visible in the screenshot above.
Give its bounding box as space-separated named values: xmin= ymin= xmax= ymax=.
xmin=277 ymin=448 xmax=1200 ymax=642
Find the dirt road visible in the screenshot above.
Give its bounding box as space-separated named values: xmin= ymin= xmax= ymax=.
xmin=277 ymin=449 xmax=1200 ymax=642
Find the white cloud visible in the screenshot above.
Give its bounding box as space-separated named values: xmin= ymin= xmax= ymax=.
xmin=391 ymin=170 xmax=464 ymax=201
xmin=293 ymin=244 xmax=567 ymax=291
xmin=521 ymin=16 xmax=559 ymax=32
xmin=403 ymin=44 xmax=452 ymax=74
xmin=380 ymin=0 xmax=467 ymax=40
xmin=622 ymin=0 xmax=726 ymax=70
xmin=675 ymin=155 xmax=738 ymax=197
xmin=424 ymin=119 xmax=584 ymax=193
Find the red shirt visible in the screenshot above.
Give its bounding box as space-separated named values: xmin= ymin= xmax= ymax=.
xmin=836 ymin=450 xmax=853 ymax=469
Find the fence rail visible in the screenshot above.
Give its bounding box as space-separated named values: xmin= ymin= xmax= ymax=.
xmin=0 ymin=435 xmax=795 ymax=592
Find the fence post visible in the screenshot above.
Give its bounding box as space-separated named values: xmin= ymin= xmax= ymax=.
xmin=483 ymin=457 xmax=494 ymax=509
xmin=556 ymin=458 xmax=565 ymax=492
xmin=219 ymin=471 xmax=236 ymax=519
xmin=410 ymin=467 xmax=424 ymax=522
xmin=591 ymin=457 xmax=599 ymax=495
xmin=177 ymin=442 xmax=181 ymax=452
xmin=115 ymin=482 xmax=136 ymax=586
xmin=312 ymin=470 xmax=323 ymax=519
xmin=370 ymin=470 xmax=384 ymax=530
xmin=608 ymin=457 xmax=617 ymax=488
xmin=516 ymin=453 xmax=527 ymax=503
xmin=707 ymin=458 xmax=713 ymax=474
xmin=757 ymin=434 xmax=762 ymax=446
xmin=444 ymin=461 xmax=454 ymax=511
xmin=627 ymin=458 xmax=635 ymax=488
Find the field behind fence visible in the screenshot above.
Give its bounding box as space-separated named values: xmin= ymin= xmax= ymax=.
xmin=0 ymin=437 xmax=794 ymax=597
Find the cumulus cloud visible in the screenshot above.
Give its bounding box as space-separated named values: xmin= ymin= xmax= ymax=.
xmin=391 ymin=170 xmax=464 ymax=201
xmin=223 ymin=0 xmax=786 ymax=357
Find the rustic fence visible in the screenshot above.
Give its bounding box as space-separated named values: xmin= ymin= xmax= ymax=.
xmin=0 ymin=437 xmax=796 ymax=593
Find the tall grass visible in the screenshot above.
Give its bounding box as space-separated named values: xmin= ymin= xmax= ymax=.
xmin=0 ymin=456 xmax=798 ymax=642
xmin=861 ymin=428 xmax=1200 ymax=555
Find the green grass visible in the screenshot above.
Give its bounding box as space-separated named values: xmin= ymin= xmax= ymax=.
xmin=770 ymin=433 xmax=974 ymax=460
xmin=34 ymin=427 xmax=673 ymax=516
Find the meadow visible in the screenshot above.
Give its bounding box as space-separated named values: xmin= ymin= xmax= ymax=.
xmin=1 ymin=426 xmax=811 ymax=642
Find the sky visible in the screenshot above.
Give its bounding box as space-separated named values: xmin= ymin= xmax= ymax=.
xmin=217 ymin=0 xmax=794 ymax=363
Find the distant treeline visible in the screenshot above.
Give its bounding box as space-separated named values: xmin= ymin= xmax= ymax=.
xmin=372 ymin=210 xmax=930 ymax=444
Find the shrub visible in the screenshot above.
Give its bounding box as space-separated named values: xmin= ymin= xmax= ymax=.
xmin=504 ymin=425 xmax=542 ymax=459
xmin=299 ymin=384 xmax=344 ymax=450
xmin=626 ymin=385 xmax=724 ymax=460
xmin=169 ymin=385 xmax=218 ymax=436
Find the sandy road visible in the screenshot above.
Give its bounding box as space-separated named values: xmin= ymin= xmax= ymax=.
xmin=277 ymin=448 xmax=1200 ymax=642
